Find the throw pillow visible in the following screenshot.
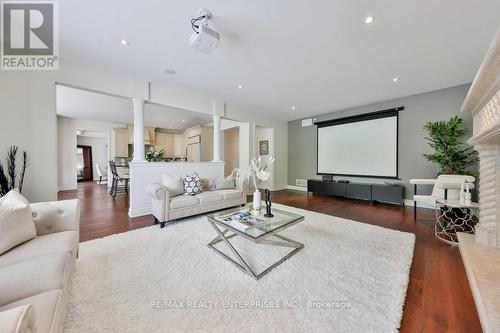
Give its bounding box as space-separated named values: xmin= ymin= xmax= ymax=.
xmin=161 ymin=174 xmax=184 ymax=196
xmin=183 ymin=173 xmax=203 ymax=196
xmin=201 ymin=178 xmax=216 ymax=191
xmin=0 ymin=189 xmax=37 ymax=255
xmin=216 ymin=177 xmax=235 ymax=190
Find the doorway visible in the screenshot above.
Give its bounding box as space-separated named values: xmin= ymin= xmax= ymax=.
xmin=223 ymin=127 xmax=240 ymax=176
xmin=76 ymin=145 xmax=93 ymax=182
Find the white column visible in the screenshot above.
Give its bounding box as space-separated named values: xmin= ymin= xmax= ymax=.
xmin=212 ymin=115 xmax=222 ymax=162
xmin=132 ymin=98 xmax=146 ymax=162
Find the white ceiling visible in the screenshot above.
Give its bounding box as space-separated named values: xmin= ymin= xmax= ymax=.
xmin=56 ymin=85 xmax=212 ymax=130
xmin=59 ymin=0 xmax=500 ymax=120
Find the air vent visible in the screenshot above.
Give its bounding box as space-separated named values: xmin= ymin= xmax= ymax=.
xmin=295 ymin=179 xmax=307 ymax=187
xmin=302 ymin=119 xmax=313 ymax=127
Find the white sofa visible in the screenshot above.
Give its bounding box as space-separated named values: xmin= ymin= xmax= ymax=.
xmin=0 ymin=199 xmax=80 ymax=333
xmin=146 ymin=176 xmax=246 ymax=227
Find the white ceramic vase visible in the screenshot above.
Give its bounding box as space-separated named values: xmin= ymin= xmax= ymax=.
xmin=253 ymin=190 xmax=261 ymax=210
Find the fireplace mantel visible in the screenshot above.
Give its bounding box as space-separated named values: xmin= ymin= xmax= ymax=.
xmin=461 ymin=27 xmax=500 ymax=248
xmin=459 ymin=27 xmax=500 ymax=333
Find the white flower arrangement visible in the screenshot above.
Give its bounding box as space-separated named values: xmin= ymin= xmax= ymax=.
xmin=246 ymin=156 xmax=275 ymax=191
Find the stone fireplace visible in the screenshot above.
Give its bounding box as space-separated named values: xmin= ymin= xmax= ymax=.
xmin=462 ymin=29 xmax=500 ymax=249
xmin=458 ymin=27 xmax=499 ymax=333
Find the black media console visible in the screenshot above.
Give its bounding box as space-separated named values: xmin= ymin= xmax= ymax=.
xmin=307 ymin=179 xmax=405 ymax=207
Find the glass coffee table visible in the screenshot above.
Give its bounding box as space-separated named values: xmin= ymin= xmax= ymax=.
xmin=207 ymin=204 xmax=305 ymax=280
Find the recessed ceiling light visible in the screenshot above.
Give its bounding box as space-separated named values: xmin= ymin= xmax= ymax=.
xmin=182 ymin=119 xmax=186 ymax=123
xmin=164 ymin=69 xmax=176 ymax=75
xmin=120 ymin=39 xmax=129 ymax=46
xmin=291 ymin=106 xmax=296 ymax=110
xmin=237 ymin=85 xmax=243 ymax=89
xmin=363 ymin=16 xmax=375 ymax=24
xmin=392 ymin=77 xmax=399 ymax=83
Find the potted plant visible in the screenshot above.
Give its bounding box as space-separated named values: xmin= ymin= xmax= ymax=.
xmin=423 ymin=116 xmax=477 ymax=175
xmin=0 ymin=146 xmax=29 ymax=196
xmin=146 ymin=147 xmax=165 ymax=162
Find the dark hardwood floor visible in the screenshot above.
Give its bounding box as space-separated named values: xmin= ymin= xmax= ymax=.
xmin=58 ymin=182 xmax=482 ymax=333
xmin=58 ymin=182 xmax=153 ymax=242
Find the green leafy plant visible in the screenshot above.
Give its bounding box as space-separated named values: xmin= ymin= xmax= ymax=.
xmin=146 ymin=147 xmax=165 ymax=162
xmin=0 ymin=146 xmax=29 ymax=196
xmin=423 ymin=116 xmax=477 ymax=175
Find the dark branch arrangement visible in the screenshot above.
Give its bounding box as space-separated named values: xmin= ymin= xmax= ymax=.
xmin=0 ymin=146 xmax=29 ymax=196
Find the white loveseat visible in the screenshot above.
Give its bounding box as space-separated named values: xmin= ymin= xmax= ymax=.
xmin=146 ymin=175 xmax=246 ymax=227
xmin=0 ymin=199 xmax=80 ymax=333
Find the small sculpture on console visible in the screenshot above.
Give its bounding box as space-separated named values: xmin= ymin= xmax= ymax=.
xmin=264 ymin=189 xmax=274 ymax=218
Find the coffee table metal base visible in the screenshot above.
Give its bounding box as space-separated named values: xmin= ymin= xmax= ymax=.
xmin=207 ymin=221 xmax=304 ymax=280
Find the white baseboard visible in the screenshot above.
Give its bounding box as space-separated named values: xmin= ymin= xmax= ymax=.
xmin=286 ymin=185 xmax=308 ymax=192
xmin=128 ymin=207 xmax=152 ymax=218
xmin=58 ymin=185 xmax=76 ymax=192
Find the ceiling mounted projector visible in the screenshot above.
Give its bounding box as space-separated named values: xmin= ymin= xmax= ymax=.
xmin=189 ymin=8 xmax=220 ymax=54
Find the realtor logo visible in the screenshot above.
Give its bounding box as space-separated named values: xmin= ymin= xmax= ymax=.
xmin=1 ymin=1 xmax=59 ymax=70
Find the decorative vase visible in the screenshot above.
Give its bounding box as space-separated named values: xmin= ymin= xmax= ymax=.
xmin=253 ymin=190 xmax=261 ymax=210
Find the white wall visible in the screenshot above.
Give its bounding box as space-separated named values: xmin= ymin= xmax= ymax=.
xmin=58 ymin=116 xmax=126 ymax=191
xmin=225 ymin=106 xmax=288 ymax=191
xmin=0 ymin=61 xmax=288 ymax=201
xmin=255 ymin=126 xmax=274 ymax=189
xmin=76 ymin=135 xmax=108 ymax=181
xmin=0 ymin=71 xmax=58 ymax=202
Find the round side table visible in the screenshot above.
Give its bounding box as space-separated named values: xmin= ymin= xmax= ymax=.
xmin=435 ymin=199 xmax=479 ymax=246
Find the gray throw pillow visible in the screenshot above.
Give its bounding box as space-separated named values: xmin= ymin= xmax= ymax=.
xmin=201 ymin=178 xmax=216 ymax=191
xmin=0 ymin=189 xmax=37 ymax=255
xmin=183 ymin=173 xmax=203 ymax=196
xmin=216 ymin=177 xmax=235 ymax=190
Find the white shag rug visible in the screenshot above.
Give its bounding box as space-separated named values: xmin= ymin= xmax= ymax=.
xmin=65 ymin=204 xmax=415 ymax=333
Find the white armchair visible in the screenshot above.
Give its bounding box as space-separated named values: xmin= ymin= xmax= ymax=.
xmin=95 ymin=163 xmax=107 ymax=184
xmin=410 ymin=174 xmax=475 ymax=219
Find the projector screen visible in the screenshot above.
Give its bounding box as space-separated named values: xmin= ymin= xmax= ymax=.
xmin=317 ymin=112 xmax=398 ymax=178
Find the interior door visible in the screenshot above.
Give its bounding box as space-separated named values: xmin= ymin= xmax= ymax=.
xmin=77 ymin=145 xmax=93 ymax=182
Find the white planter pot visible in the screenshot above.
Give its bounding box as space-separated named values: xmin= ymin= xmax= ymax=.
xmin=253 ymin=190 xmax=261 ymax=210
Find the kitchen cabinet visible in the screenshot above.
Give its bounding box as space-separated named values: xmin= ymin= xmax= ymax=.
xmin=185 ymin=125 xmax=213 ymax=162
xmin=115 ymin=126 xmax=156 ymax=158
xmin=115 ymin=128 xmax=129 ymax=157
xmin=174 ymin=134 xmax=186 ymax=157
xmin=127 ymin=125 xmax=156 ymax=145
xmin=154 ymin=133 xmax=174 ymax=157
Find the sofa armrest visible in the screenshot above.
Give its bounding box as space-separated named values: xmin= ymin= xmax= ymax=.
xmin=146 ymin=183 xmax=170 ymax=222
xmin=409 ymin=179 xmax=437 ymax=185
xmin=30 ymin=199 xmax=80 ymax=238
xmin=438 ymin=182 xmax=475 ymax=190
xmin=235 ymin=175 xmax=247 ymax=195
xmin=0 ymin=305 xmax=35 ymax=333
xmin=146 ymin=183 xmax=169 ymax=201
xmin=0 ymin=253 xmax=69 ymax=306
